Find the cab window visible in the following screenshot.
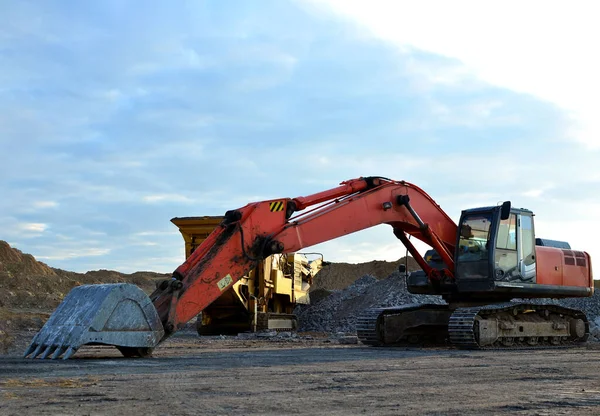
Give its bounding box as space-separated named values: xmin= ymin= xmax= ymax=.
xmin=520 ymin=214 xmax=535 ymax=266
xmin=496 ymin=214 xmax=516 ymax=251
xmin=495 ymin=213 xmax=518 ymax=279
xmin=458 ymin=214 xmax=492 ymax=262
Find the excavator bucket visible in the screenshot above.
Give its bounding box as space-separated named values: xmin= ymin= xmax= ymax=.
xmin=23 ymin=283 xmax=164 ymax=360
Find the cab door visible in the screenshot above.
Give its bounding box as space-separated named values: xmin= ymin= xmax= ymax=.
xmin=494 ymin=212 xmax=537 ymax=282
xmin=517 ymin=213 xmax=536 ymax=282
xmin=494 ymin=213 xmax=518 ymax=280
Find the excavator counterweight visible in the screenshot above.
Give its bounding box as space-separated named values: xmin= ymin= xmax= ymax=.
xmin=25 ymin=176 xmax=594 ymax=359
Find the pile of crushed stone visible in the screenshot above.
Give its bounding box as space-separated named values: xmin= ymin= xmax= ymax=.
xmin=298 ymin=271 xmax=600 ymax=338
xmin=296 ymin=272 xmax=445 ymax=333
xmin=521 ymin=294 xmax=600 ymax=326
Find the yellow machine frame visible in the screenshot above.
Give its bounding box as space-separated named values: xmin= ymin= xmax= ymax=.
xmin=171 ymin=216 xmax=323 ymax=334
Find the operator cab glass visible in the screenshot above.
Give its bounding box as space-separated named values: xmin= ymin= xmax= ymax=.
xmin=455 ymin=213 xmax=493 ymax=279
xmin=494 ymin=213 xmax=518 ymax=279
xmin=455 ymin=205 xmax=537 ymax=286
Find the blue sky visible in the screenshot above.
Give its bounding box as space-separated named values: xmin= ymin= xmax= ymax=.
xmin=1 ymin=0 xmax=598 ymax=273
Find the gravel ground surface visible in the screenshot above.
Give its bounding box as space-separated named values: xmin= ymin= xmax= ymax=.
xmin=3 ymin=331 xmax=600 ymax=416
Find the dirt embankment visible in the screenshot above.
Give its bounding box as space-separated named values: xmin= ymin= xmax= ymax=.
xmin=0 ymin=240 xmax=169 ymax=351
xmin=312 ymin=256 xmax=420 ymax=291
xmin=307 ymin=256 xmax=421 ymax=305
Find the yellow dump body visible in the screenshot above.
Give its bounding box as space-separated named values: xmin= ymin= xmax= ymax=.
xmin=171 ymin=216 xmax=322 ymax=334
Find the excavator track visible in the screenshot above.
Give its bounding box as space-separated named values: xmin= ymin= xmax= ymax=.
xmin=358 ymin=303 xmax=589 ymax=350
xmin=357 ymin=304 xmax=451 ymax=346
xmin=357 ymin=307 xmax=392 ymax=346
xmin=449 ymin=303 xmax=589 ymax=349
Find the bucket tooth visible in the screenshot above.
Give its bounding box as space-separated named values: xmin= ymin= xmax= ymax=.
xmin=24 ymin=283 xmax=165 ymax=360
xmin=23 ymin=343 xmax=36 ymax=358
xmin=31 ymin=344 xmax=44 ymax=359
xmin=40 ymin=345 xmax=55 ymax=360
xmin=52 ymin=346 xmax=67 ymax=360
xmin=63 ymin=346 xmax=76 ymax=360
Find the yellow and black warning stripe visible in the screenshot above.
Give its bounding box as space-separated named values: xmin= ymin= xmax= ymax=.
xmin=269 ymin=200 xmax=285 ymax=212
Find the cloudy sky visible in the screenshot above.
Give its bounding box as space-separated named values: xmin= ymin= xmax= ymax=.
xmin=1 ymin=0 xmax=598 ymax=273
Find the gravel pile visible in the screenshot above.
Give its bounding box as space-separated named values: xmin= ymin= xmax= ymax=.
xmin=297 ymin=271 xmax=600 ymax=338
xmin=296 ymin=272 xmax=445 ymax=333
xmin=519 ymin=293 xmax=600 ymax=325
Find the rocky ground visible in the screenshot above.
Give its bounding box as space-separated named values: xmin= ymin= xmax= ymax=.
xmin=3 ymin=241 xmax=600 ymax=414
xmin=3 ymin=332 xmax=600 ymax=415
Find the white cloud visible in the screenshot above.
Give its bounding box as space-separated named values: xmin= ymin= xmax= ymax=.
xmin=142 ymin=194 xmax=193 ymax=204
xmin=37 ymin=247 xmax=111 ymax=261
xmin=403 ymin=55 xmax=478 ymax=92
xmin=19 ymin=223 xmax=47 ymax=232
xmin=311 ymin=0 xmax=600 ymax=149
xmin=521 ymin=184 xmax=556 ymax=199
xmin=426 ymin=98 xmax=522 ymax=128
xmin=521 ymin=189 xmax=545 ymax=199
xmin=32 ymin=200 xmax=58 ymax=209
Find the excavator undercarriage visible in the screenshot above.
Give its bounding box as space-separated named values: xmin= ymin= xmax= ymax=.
xmin=357 ymin=302 xmax=589 ymax=349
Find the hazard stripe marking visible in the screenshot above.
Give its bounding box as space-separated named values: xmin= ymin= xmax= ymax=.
xmin=269 ymin=201 xmax=285 ymax=212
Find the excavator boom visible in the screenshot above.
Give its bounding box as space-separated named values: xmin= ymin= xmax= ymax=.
xmin=155 ymin=177 xmax=457 ymax=334
xmin=25 ymin=177 xmax=458 ymax=358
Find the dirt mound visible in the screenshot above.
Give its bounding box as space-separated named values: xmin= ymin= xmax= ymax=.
xmin=297 ymin=271 xmax=445 ymax=333
xmin=0 ymin=240 xmax=169 ymax=341
xmin=312 ymin=256 xmax=420 ymax=291
xmin=0 ymin=241 xmax=55 ymax=277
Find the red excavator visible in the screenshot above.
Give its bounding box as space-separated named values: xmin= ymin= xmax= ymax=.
xmin=25 ymin=177 xmax=593 ymax=359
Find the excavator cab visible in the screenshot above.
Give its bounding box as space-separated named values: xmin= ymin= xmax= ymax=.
xmin=408 ymin=199 xmax=591 ymax=302
xmin=452 ymin=201 xmax=591 ymax=300
xmin=454 ymin=202 xmax=533 ymax=290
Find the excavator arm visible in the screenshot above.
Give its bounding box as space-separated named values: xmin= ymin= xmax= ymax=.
xmin=25 ymin=176 xmax=459 ymax=359
xmin=153 ymin=177 xmax=458 ymax=338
